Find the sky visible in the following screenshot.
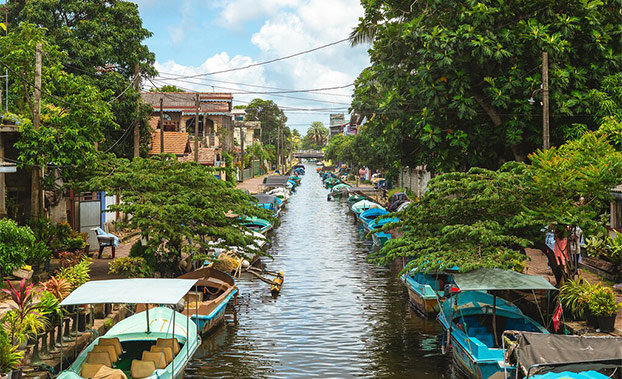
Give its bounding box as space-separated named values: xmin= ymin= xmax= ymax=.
xmin=133 ymin=0 xmax=371 ymax=134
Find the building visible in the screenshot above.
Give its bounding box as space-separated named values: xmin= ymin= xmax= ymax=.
xmin=141 ymin=92 xmax=235 ymax=166
xmin=329 ymin=113 xmax=346 ymax=138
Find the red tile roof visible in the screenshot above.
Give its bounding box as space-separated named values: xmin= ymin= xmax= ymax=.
xmin=149 ymin=130 xmax=191 ymax=155
xmin=178 ymin=147 xmax=217 ymax=166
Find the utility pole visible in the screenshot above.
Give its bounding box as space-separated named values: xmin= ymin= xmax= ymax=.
xmin=542 ymin=51 xmax=550 ymax=150
xmin=194 ymin=94 xmax=199 ymax=162
xmin=239 ymin=122 xmax=245 ymax=182
xmin=159 ymin=98 xmax=164 ymax=153
xmin=31 ymin=44 xmax=42 ymax=217
xmin=276 ymin=124 xmax=281 ymax=173
xmin=133 ymin=62 xmax=141 ymax=158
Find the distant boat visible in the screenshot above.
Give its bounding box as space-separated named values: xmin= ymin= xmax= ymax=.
xmin=350 ymin=200 xmax=383 ymax=216
xmin=346 ymin=194 xmax=366 ymax=205
xmin=252 ymin=193 xmax=281 ymax=217
xmin=438 ymin=269 xmax=556 ymax=379
xmin=57 ymin=279 xmax=200 ymax=379
xmin=178 ymin=267 xmax=238 ymax=335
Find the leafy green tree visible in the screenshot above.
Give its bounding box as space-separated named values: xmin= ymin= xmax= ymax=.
xmin=303 ymin=121 xmax=329 ymax=147
xmin=244 ymin=98 xmax=287 ymax=147
xmin=351 ymin=0 xmax=622 ymax=172
xmin=325 ymin=134 xmax=356 ymax=166
xmin=149 ymin=85 xmax=185 ymax=93
xmin=85 ymin=155 xmax=273 ymax=275
xmin=10 ymin=0 xmax=156 ymax=158
xmin=0 ymin=24 xmax=115 ymax=187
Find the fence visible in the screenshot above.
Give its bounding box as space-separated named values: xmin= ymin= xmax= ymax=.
xmin=395 ymin=166 xmax=431 ymax=198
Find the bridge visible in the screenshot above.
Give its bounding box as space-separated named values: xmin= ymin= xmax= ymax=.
xmin=293 ymin=150 xmax=324 ymax=159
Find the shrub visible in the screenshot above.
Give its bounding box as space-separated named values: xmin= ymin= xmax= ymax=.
xmin=559 ymin=277 xmax=595 ymax=319
xmin=58 ymin=250 xmax=86 ymax=268
xmin=108 ymin=257 xmax=152 ymax=278
xmin=57 ymin=258 xmax=91 ymax=289
xmin=42 ymin=276 xmax=71 ymax=300
xmin=588 ymin=287 xmax=622 ymax=316
xmin=0 ymin=220 xmax=35 ymax=277
xmin=0 ymin=329 xmax=23 ymax=372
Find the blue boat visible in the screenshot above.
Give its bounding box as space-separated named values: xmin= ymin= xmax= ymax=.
xmin=178 ymin=267 xmax=238 ymax=335
xmin=358 ymin=207 xmax=389 ymax=230
xmin=401 ymin=268 xmax=457 ymax=315
xmin=241 ymin=216 xmax=273 ymax=235
xmin=252 ymin=193 xmax=281 ymax=217
xmin=532 ymin=372 xmax=610 ymax=379
xmin=368 ymin=216 xmax=399 ymax=245
xmin=438 ymin=269 xmax=556 ymax=379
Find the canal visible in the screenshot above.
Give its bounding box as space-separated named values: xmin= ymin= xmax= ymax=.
xmin=185 ymin=165 xmax=454 ymax=378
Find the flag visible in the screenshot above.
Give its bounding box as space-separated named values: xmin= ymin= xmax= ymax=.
xmin=552 ymin=300 xmax=563 ymax=332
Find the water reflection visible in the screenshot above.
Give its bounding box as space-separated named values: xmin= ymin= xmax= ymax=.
xmin=185 ymin=165 xmax=454 ymax=378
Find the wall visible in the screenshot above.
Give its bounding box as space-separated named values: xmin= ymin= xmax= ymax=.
xmin=396 ymin=166 xmax=431 ymax=198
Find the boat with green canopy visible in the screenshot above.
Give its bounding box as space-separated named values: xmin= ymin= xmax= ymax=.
xmin=438 ymin=269 xmax=557 ymax=379
xmin=57 ymin=278 xmax=201 ymax=379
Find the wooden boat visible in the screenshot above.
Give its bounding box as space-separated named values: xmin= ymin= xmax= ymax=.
xmin=57 ymin=279 xmax=200 ymax=379
xmin=350 ymin=200 xmax=383 ymax=215
xmin=369 ymin=216 xmax=399 ymax=246
xmin=178 ymin=267 xmax=238 ymax=335
xmin=346 ymin=194 xmax=366 ymax=205
xmin=401 ymin=268 xmax=456 ymax=315
xmin=438 ymin=269 xmax=556 ymax=379
xmin=252 ymin=193 xmax=281 ymax=217
xmin=358 ymin=207 xmax=389 ymax=231
xmin=505 ymin=332 xmax=622 ymax=379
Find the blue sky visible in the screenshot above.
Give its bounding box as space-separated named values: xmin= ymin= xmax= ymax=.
xmin=134 ymin=0 xmax=370 ymax=134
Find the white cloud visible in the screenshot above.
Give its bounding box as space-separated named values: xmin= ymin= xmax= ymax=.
xmin=152 ymin=0 xmax=370 ymax=132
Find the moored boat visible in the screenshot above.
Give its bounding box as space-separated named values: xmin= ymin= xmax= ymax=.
xmin=358 ymin=207 xmax=389 ymax=231
xmin=438 ymin=269 xmax=556 ymax=379
xmin=57 ymin=279 xmax=201 ymax=379
xmin=350 ymin=200 xmax=383 ymax=216
xmin=369 ymin=216 xmax=399 ymax=246
xmin=241 ymin=216 xmax=273 ymax=235
xmin=402 ymin=268 xmax=457 ymax=315
xmin=178 ymin=267 xmax=238 ymax=335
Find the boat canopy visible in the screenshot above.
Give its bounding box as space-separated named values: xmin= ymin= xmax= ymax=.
xmin=253 ymin=193 xmax=277 ymax=204
xmin=263 ymin=176 xmax=289 ymax=187
xmin=515 ymin=332 xmax=622 ymax=375
xmin=453 ymin=268 xmax=556 ymax=291
xmin=60 ymin=278 xmax=198 ymax=306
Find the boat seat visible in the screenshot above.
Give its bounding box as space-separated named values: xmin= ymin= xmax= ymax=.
xmin=142 ymin=351 xmax=167 ymax=369
xmin=80 ymin=363 xmax=104 ymax=378
xmin=156 ymin=338 xmax=180 ymax=355
xmin=92 ymin=366 xmax=128 ymax=379
xmin=150 ymin=346 xmax=173 ymax=364
xmin=97 ymin=337 xmax=122 ymax=355
xmin=92 ymin=344 xmax=118 ymax=362
xmin=130 ymin=359 xmax=156 ymax=379
xmin=86 ymin=351 xmax=112 ymax=368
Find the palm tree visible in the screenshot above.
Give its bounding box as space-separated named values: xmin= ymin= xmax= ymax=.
xmin=308 ymin=122 xmax=329 ymax=147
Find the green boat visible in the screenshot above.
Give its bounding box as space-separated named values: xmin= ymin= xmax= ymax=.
xmin=324 ymin=177 xmax=341 ymax=189
xmin=346 ymin=194 xmax=366 ymax=205
xmin=57 ymin=279 xmax=201 ymax=379
xmin=329 ymin=183 xmax=351 ymax=199
xmin=241 ymin=216 xmax=273 ymax=235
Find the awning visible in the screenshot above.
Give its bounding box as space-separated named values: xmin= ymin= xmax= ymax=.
xmin=453 ymin=268 xmax=556 ymax=291
xmin=515 ymin=332 xmax=622 ymax=375
xmin=252 ymin=193 xmax=277 ymax=204
xmin=60 ymin=279 xmax=198 ymax=306
xmin=263 ymin=176 xmax=289 ymax=187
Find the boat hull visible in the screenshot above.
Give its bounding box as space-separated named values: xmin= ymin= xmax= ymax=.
xmin=191 ymin=288 xmax=238 ymax=334
xmin=402 ymin=275 xmax=440 ymax=315
xmin=449 ymin=334 xmax=511 ymax=379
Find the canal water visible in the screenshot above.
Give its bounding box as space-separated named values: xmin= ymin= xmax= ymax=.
xmin=185 ymin=165 xmax=454 ymax=378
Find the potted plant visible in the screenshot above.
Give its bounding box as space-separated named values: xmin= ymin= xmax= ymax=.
xmin=587 ymin=286 xmax=621 ymax=332
xmin=559 ymin=277 xmax=595 ymax=321
xmin=0 ymin=330 xmax=24 ymax=379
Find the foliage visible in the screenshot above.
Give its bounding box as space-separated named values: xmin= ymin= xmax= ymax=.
xmin=57 ymin=258 xmax=91 ymax=290
xmin=588 ymin=286 xmax=621 ymax=317
xmin=10 ymin=0 xmax=156 ymax=158
xmin=36 ymin=290 xmax=63 ymax=320
xmin=325 ymin=134 xmax=356 ymax=167
xmin=82 ymin=155 xmax=273 ymax=276
xmin=244 ymin=99 xmax=288 ymax=147
xmin=41 ymin=276 xmax=71 ymax=300
xmin=0 ymin=279 xmax=47 ymax=346
xmin=108 ymin=257 xmax=152 ymax=278
xmin=351 ymin=0 xmax=622 ymax=172
xmin=149 ymin=85 xmax=184 ymax=93
xmin=52 ymin=222 xmax=86 ymax=252
xmin=58 ymin=251 xmax=86 ymax=268
xmin=370 ymin=163 xmax=531 ymax=273
xmin=0 ymin=219 xmax=35 ymax=277
xmin=302 ymin=122 xmax=329 ymax=149
xmin=0 ymin=23 xmax=116 ymax=187
xmin=0 ymin=329 xmax=24 ymax=372
xmin=559 ymin=277 xmax=595 ymax=319
xmin=586 ymin=233 xmax=622 ymax=264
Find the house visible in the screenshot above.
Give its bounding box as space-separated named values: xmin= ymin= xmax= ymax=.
xmin=141 ymin=92 xmax=236 ymax=166
xmin=329 ymin=113 xmax=346 ymax=138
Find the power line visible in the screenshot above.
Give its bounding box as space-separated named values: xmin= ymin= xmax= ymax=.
xmin=163 ymin=37 xmax=350 ymax=79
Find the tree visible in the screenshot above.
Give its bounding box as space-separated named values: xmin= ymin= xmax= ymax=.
xmin=325 ymin=134 xmax=356 ymax=166
xmin=244 ymin=99 xmax=287 ymax=147
xmin=372 ymin=123 xmax=622 ymax=284
xmin=0 ymin=23 xmax=116 ymax=188
xmin=150 ymin=85 xmax=184 ymax=93
xmin=10 ymin=0 xmax=156 ymax=158
xmin=302 ymin=121 xmax=329 ymax=149
xmin=351 ymin=0 xmax=622 ymax=172
xmin=85 ymin=155 xmax=274 ymax=275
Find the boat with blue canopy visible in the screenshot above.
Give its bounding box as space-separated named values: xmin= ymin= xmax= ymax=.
xmin=252 ymin=193 xmax=281 ymax=217
xmin=438 ymin=269 xmax=556 ymax=379
xmin=368 ymin=216 xmax=399 ymax=246
xmin=57 ymin=279 xmax=201 ymax=379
